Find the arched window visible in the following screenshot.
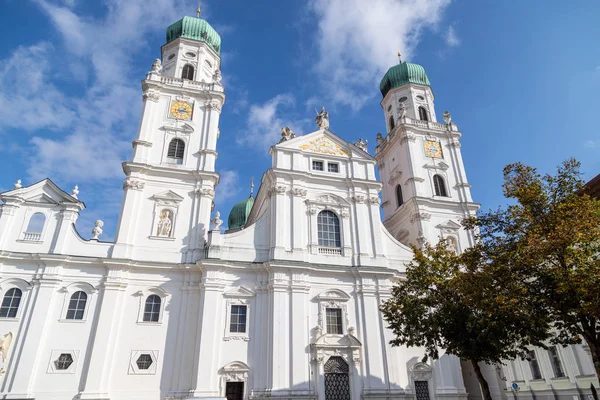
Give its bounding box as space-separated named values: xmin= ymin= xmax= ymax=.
xmin=395 ymin=185 xmax=404 ymax=208
xmin=143 ymin=295 xmax=161 ymax=322
xmin=167 ymin=138 xmax=185 ymax=164
xmin=418 ymin=106 xmax=429 ymax=121
xmin=433 ymin=175 xmax=448 ymax=197
xmin=0 ymin=288 xmax=22 ymax=318
xmin=317 ymin=210 xmax=341 ymax=248
xmin=66 ymin=291 xmax=87 ymax=320
xmin=181 ymin=64 xmax=194 ymax=80
xmin=26 ymin=212 xmax=45 ymax=233
xmin=389 ymin=116 xmax=395 ymax=131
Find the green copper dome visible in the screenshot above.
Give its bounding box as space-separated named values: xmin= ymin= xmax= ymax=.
xmin=228 ymin=195 xmax=254 ymax=230
xmin=166 ymin=16 xmax=221 ymax=54
xmin=380 ymin=61 xmax=430 ymax=98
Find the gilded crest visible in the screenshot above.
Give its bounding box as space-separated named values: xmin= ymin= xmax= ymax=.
xmin=299 ymin=136 xmax=349 ymax=156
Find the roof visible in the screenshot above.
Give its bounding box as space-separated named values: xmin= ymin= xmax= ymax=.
xmin=166 ymin=16 xmax=221 ymax=54
xmin=380 ymin=61 xmax=430 ymax=98
xmin=583 ymin=174 xmax=600 ymax=198
xmin=227 ymin=194 xmax=255 ymax=231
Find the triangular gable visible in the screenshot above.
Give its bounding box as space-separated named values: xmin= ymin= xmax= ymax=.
xmin=223 ymin=286 xmax=255 ymax=298
xmin=0 ymin=178 xmax=84 ymax=208
xmin=436 ymin=220 xmax=462 ymax=232
xmin=274 ymin=129 xmax=374 ymax=161
xmin=150 ymin=190 xmax=185 ymax=202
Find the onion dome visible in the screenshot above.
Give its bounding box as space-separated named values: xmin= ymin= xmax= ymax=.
xmin=166 ymin=16 xmax=221 ymax=54
xmin=227 ymin=194 xmax=254 ymax=230
xmin=380 ymin=61 xmax=430 ymax=98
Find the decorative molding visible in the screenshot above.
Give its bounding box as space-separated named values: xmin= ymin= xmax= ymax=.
xmin=159 ymin=123 xmax=194 ymax=134
xmin=368 ymin=196 xmax=380 ymax=205
xmin=405 ymin=177 xmax=425 ymax=185
xmin=299 ymin=136 xmax=349 ymax=156
xmin=142 ymin=90 xmax=160 ymax=102
xmin=132 ymin=139 xmax=152 ymax=147
xmin=436 ymin=220 xmax=461 ymax=234
xmin=350 ymin=195 xmax=365 ymax=204
xmin=410 ymin=212 xmax=431 ymax=224
xmin=123 ymin=180 xmax=145 ymax=191
xmin=455 ymin=182 xmax=472 ymax=188
xmin=377 ymin=161 xmax=385 ymax=170
xmin=450 ymin=140 xmax=461 ymax=148
xmin=308 ymin=206 xmax=318 ymax=215
xmin=270 ymin=185 xmax=287 ymax=196
xmin=292 ymin=188 xmax=307 ymax=197
xmin=195 ymin=188 xmax=215 ymax=198
xmin=340 ymin=209 xmax=349 ymax=218
xmin=400 ymin=132 xmax=417 ymax=143
xmin=204 ymin=100 xmax=222 ymax=112
xmin=423 ymin=162 xmax=450 ymax=171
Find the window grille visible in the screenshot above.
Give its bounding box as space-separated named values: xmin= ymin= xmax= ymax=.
xmin=181 ymin=64 xmax=195 ymax=80
xmin=167 ymin=139 xmax=185 ymax=163
xmin=229 ymin=305 xmax=247 ymax=333
xmin=317 ymin=210 xmax=341 ymax=248
xmin=143 ymin=295 xmax=161 ymax=322
xmin=328 ymin=163 xmax=339 ymax=173
xmin=326 ymin=308 xmax=343 ymax=334
xmin=66 ymin=291 xmax=87 ymax=320
xmin=55 ymin=353 xmax=73 ymax=370
xmin=415 ymin=381 xmax=431 ymax=400
xmin=548 ymin=347 xmax=565 ymax=377
xmin=312 ymin=161 xmax=324 ymax=171
xmin=396 ymin=185 xmax=403 ymax=207
xmin=528 ymin=350 xmax=542 ymax=379
xmin=0 ymin=288 xmax=22 ymax=318
xmin=136 ymin=354 xmax=153 ymax=370
xmin=433 ymin=175 xmax=448 ymax=197
xmin=418 ymin=106 xmax=429 ymax=121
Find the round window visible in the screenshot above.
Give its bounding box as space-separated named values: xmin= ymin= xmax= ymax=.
xmin=167 ymin=54 xmax=175 ymax=61
xmin=205 ymin=59 xmax=213 ymax=68
xmin=387 ymin=105 xmax=392 ymax=112
xmin=416 ymin=95 xmax=425 ymax=101
xmin=185 ymin=52 xmax=196 ymax=58
xmin=398 ymin=96 xmax=408 ymax=102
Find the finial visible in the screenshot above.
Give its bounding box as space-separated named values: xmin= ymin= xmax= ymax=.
xmin=13 ymin=179 xmax=22 ymax=189
xmin=397 ymin=51 xmax=402 ymax=64
xmin=196 ymin=1 xmax=201 ymax=17
xmin=250 ymin=177 xmax=255 ymax=196
xmin=71 ymin=185 xmax=79 ymax=199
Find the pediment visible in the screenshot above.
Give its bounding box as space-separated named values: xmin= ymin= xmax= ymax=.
xmin=160 ymin=122 xmax=194 ymax=134
xmin=410 ymin=361 xmax=432 ymax=373
xmin=312 ymin=333 xmax=362 ymax=349
xmin=223 ymin=286 xmax=255 ymax=298
xmin=274 ymin=129 xmax=374 ymax=160
xmin=0 ymin=179 xmax=84 ymax=208
xmin=436 ymin=220 xmax=461 ymax=232
xmin=423 ymin=161 xmax=450 ymax=170
xmin=316 ymin=289 xmax=351 ymax=302
xmin=151 ymin=190 xmax=184 ymax=202
xmin=308 ymin=193 xmax=350 ymax=207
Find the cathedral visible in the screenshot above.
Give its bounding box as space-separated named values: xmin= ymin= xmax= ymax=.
xmin=0 ymin=14 xmax=597 ymax=400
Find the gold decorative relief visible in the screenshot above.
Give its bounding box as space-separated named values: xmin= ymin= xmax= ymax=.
xmin=299 ymin=136 xmax=349 ymax=156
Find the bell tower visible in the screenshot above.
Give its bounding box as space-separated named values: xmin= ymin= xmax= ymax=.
xmin=112 ymin=14 xmax=224 ymax=263
xmin=374 ymin=57 xmax=479 ymax=251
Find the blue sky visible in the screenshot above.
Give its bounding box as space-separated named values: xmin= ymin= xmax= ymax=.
xmin=1 ymin=0 xmax=599 ymax=240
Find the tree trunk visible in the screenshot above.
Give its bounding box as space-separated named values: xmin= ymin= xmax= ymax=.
xmin=470 ymin=359 xmax=493 ymax=400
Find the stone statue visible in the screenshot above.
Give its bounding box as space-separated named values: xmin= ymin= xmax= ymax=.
xmin=0 ymin=332 xmax=13 ymax=376
xmin=91 ymin=220 xmax=104 ymax=240
xmin=71 ymin=185 xmax=79 ymax=199
xmin=376 ymin=132 xmax=384 ymax=145
xmin=315 ymin=107 xmax=329 ymax=130
xmin=213 ymin=69 xmax=222 ymax=83
xmin=354 ymin=138 xmax=368 ymax=152
xmin=151 ymin=58 xmax=162 ymax=74
xmin=279 ymin=126 xmax=296 ymax=142
xmin=398 ymin=104 xmax=407 ymax=119
xmin=157 ymin=209 xmax=173 ymax=237
xmin=443 ymin=110 xmax=452 ymax=124
xmin=13 ymin=179 xmax=21 ymax=189
xmin=212 ymin=211 xmax=223 ymax=230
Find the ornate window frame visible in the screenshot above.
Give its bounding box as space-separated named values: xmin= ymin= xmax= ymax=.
xmin=436 ymin=220 xmax=462 ymax=254
xmin=315 ymin=289 xmax=351 ymax=336
xmin=18 ymin=209 xmax=51 ymax=243
xmin=306 ymin=194 xmax=351 ymax=256
xmin=149 ymin=191 xmax=184 ymax=240
xmin=135 ymin=287 xmax=170 ymax=325
xmin=128 ymin=350 xmax=159 ymax=375
xmin=223 ymin=287 xmax=254 ymax=341
xmin=47 ymin=349 xmax=79 ymax=374
xmin=0 ymin=278 xmax=32 ymax=321
xmin=58 ymin=282 xmax=97 ymax=323
xmin=219 ymin=361 xmax=250 ymax=399
xmin=409 ymin=362 xmax=435 ymax=400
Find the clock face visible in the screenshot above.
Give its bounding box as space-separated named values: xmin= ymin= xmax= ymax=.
xmin=424 ymin=140 xmax=442 ymax=158
xmin=169 ymin=101 xmax=193 ymax=120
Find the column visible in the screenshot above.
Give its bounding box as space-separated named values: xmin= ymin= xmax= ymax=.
xmin=112 ymin=184 xmax=145 ymax=258
xmin=77 ymin=268 xmax=128 ymax=400
xmin=269 ymin=270 xmax=290 ymax=392
xmin=50 ymin=206 xmax=80 ymax=254
xmin=358 ymin=280 xmax=386 ymax=389
xmin=290 ymin=275 xmax=310 ymax=393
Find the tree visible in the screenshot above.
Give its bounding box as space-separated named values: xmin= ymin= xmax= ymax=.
xmin=464 ymin=159 xmax=600 ymax=377
xmin=380 ymin=241 xmax=550 ymax=400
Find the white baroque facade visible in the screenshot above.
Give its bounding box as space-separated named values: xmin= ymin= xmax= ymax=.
xmin=0 ymin=14 xmax=596 ymax=400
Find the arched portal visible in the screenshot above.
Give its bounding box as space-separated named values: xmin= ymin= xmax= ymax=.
xmin=324 ymin=356 xmax=350 ymax=400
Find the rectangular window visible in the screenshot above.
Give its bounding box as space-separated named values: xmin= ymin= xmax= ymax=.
xmin=548 ymin=347 xmax=565 ymax=378
xmin=415 ymin=381 xmax=431 ymax=400
xmin=327 ymin=163 xmax=339 ymax=173
xmin=326 ymin=308 xmax=343 ymax=334
xmin=229 ymin=305 xmax=247 ymax=333
xmin=528 ymin=350 xmax=542 ymax=379
xmin=312 ymin=161 xmax=324 ymax=171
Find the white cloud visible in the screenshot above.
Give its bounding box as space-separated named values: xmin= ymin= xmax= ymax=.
xmin=584 ymin=140 xmax=598 ymax=148
xmin=309 ymin=0 xmax=452 ymax=110
xmin=215 ymin=170 xmax=241 ymax=203
xmin=445 ymin=25 xmax=460 ymax=47
xmin=237 ymin=94 xmax=308 ymax=150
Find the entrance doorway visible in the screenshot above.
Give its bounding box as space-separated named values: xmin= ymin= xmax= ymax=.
xmin=225 ymin=381 xmax=244 ymax=400
xmin=324 ymin=356 xmax=350 ymax=400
